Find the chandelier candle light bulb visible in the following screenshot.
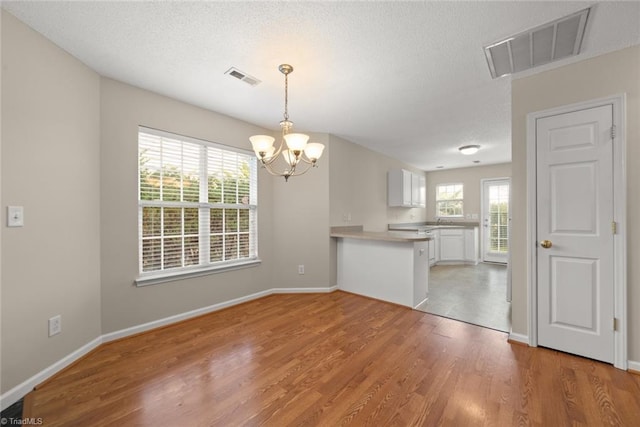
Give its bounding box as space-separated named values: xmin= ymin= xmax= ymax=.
xmin=249 ymin=64 xmax=325 ymax=181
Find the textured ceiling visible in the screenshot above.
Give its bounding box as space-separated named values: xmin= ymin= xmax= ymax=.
xmin=3 ymin=1 xmax=639 ymax=170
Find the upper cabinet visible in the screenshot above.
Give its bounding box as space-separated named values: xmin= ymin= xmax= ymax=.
xmin=388 ymin=169 xmax=426 ymax=208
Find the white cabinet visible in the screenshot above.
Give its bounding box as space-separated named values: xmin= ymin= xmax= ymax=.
xmin=439 ymin=229 xmax=465 ymax=261
xmin=464 ymin=228 xmax=479 ymax=264
xmin=434 ymin=227 xmax=479 ymax=264
xmin=428 ymin=238 xmax=436 ymax=265
xmin=428 ymin=230 xmax=439 ymax=266
xmin=388 ymin=169 xmax=425 ymax=208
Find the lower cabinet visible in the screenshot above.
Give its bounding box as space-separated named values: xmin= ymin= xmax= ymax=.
xmin=433 ymin=227 xmax=479 ymax=265
xmin=428 ymin=237 xmax=436 ymax=266
xmin=439 ymin=229 xmax=465 ymax=261
xmin=464 ymin=228 xmax=479 ymax=264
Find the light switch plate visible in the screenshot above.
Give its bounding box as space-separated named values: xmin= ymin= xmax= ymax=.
xmin=7 ymin=206 xmax=24 ymax=227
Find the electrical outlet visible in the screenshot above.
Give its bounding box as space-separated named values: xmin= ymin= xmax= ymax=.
xmin=7 ymin=206 xmax=24 ymax=227
xmin=298 ymin=265 xmax=305 ymax=275
xmin=49 ymin=315 xmax=61 ymax=336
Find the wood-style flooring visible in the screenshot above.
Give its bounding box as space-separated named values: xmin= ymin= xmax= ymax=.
xmin=25 ymin=291 xmax=640 ymax=426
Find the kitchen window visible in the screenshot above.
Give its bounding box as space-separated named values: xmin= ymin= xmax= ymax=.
xmin=137 ymin=127 xmax=258 ymax=286
xmin=436 ymin=183 xmax=464 ymax=217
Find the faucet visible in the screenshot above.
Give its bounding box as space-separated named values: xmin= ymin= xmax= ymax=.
xmin=436 ymin=217 xmax=442 ymax=224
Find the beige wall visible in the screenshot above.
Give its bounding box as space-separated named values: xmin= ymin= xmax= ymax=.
xmin=1 ymin=10 xmax=431 ymax=397
xmin=100 ymin=78 xmax=276 ymax=334
xmin=425 ymin=163 xmax=511 ymax=222
xmin=1 ymin=12 xmax=102 ymax=392
xmin=511 ymin=45 xmax=640 ymax=361
xmin=271 ymin=133 xmax=332 ymax=289
xmin=328 ymin=135 xmax=427 ymax=286
xmin=329 ymin=134 xmax=427 ymax=232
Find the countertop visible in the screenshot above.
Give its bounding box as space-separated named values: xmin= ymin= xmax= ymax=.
xmin=330 ymin=227 xmax=431 ymax=243
xmin=388 ymin=221 xmax=479 ymax=232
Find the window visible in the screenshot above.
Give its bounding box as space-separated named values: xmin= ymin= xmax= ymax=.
xmin=436 ymin=183 xmax=464 ymax=217
xmin=137 ymin=127 xmax=258 ymax=285
xmin=489 ymin=183 xmax=509 ymax=253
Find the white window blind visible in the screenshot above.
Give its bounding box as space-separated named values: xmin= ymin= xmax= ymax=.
xmin=138 ymin=127 xmax=258 ymax=283
xmin=436 ymin=183 xmax=464 ymax=217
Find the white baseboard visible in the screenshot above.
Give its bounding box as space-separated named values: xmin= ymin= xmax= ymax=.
xmin=272 ymin=286 xmax=338 ymax=294
xmin=628 ymin=360 xmax=640 ymax=373
xmin=101 ymin=289 xmax=273 ymax=343
xmin=1 ymin=286 xmax=337 ymax=411
xmin=0 ymin=337 xmax=102 ymax=412
xmin=508 ymin=332 xmax=529 ymax=345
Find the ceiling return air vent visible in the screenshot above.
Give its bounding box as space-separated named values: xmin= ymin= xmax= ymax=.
xmin=225 ymin=67 xmax=261 ymax=86
xmin=484 ymin=7 xmax=590 ymax=79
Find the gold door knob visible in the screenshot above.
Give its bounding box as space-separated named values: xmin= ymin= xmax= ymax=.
xmin=540 ymin=240 xmax=552 ymax=249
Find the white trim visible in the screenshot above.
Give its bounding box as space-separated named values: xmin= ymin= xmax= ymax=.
xmin=135 ymin=259 xmax=262 ymax=287
xmin=0 ymin=286 xmax=337 ymax=410
xmin=271 ymin=286 xmax=338 ymax=294
xmin=413 ymin=296 xmax=429 ymax=311
xmin=508 ymin=332 xmax=529 ymax=345
xmin=628 ymin=360 xmax=640 ymax=373
xmin=102 ymin=289 xmax=272 ymax=343
xmin=0 ymin=337 xmax=102 ymax=411
xmin=139 ymin=125 xmax=254 ymax=156
xmin=525 ymin=94 xmax=627 ymax=369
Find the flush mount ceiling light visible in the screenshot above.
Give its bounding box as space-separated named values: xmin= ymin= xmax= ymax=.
xmin=484 ymin=7 xmax=590 ymax=79
xmin=249 ymin=64 xmax=325 ymax=182
xmin=459 ymin=144 xmax=480 ymax=155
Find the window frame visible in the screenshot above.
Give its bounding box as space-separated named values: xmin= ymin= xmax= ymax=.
xmin=136 ymin=127 xmax=260 ymax=286
xmin=435 ymin=183 xmax=464 ymax=218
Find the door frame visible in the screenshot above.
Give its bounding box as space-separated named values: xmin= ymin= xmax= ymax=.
xmin=480 ymin=177 xmax=511 ymax=264
xmin=526 ymin=94 xmax=627 ymax=369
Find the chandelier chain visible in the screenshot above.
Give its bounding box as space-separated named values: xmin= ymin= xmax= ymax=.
xmin=283 ymin=72 xmax=289 ymax=122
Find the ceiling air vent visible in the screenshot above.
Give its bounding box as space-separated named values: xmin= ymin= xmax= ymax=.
xmin=225 ymin=67 xmax=261 ymax=86
xmin=484 ymin=7 xmax=590 ymax=79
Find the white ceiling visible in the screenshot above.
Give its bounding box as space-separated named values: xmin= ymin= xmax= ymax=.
xmin=3 ymin=1 xmax=639 ymax=171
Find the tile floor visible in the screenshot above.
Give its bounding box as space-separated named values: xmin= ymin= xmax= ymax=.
xmin=420 ymin=262 xmax=511 ymax=332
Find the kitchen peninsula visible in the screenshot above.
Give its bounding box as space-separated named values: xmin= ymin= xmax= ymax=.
xmin=331 ymin=226 xmax=431 ymax=309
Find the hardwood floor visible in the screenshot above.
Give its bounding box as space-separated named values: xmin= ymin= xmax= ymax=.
xmin=25 ymin=291 xmax=640 ymax=426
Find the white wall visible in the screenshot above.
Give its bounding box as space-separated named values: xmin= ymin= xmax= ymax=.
xmin=100 ymin=78 xmax=276 ymax=334
xmin=1 ymin=12 xmax=102 ymax=393
xmin=511 ymin=45 xmax=640 ymax=361
xmin=425 ymin=163 xmax=511 ymax=222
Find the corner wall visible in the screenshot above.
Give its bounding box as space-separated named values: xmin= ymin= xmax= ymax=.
xmin=100 ymin=78 xmax=275 ymax=334
xmin=511 ymin=45 xmax=640 ymax=361
xmin=270 ymin=133 xmax=331 ymax=289
xmin=328 ymin=135 xmax=427 ymax=286
xmin=329 ymin=135 xmax=426 ymax=231
xmin=1 ymin=12 xmax=102 ymax=393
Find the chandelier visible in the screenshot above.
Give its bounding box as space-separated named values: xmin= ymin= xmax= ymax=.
xmin=249 ymin=64 xmax=325 ymax=181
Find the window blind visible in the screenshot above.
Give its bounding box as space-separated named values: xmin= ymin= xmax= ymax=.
xmin=138 ymin=127 xmax=258 ymax=278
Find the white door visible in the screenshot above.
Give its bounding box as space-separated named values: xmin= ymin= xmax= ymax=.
xmin=536 ymin=104 xmax=614 ymax=363
xmin=482 ymin=179 xmax=510 ymax=263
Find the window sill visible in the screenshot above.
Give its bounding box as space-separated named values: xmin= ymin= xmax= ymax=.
xmin=135 ymin=259 xmax=262 ymax=287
